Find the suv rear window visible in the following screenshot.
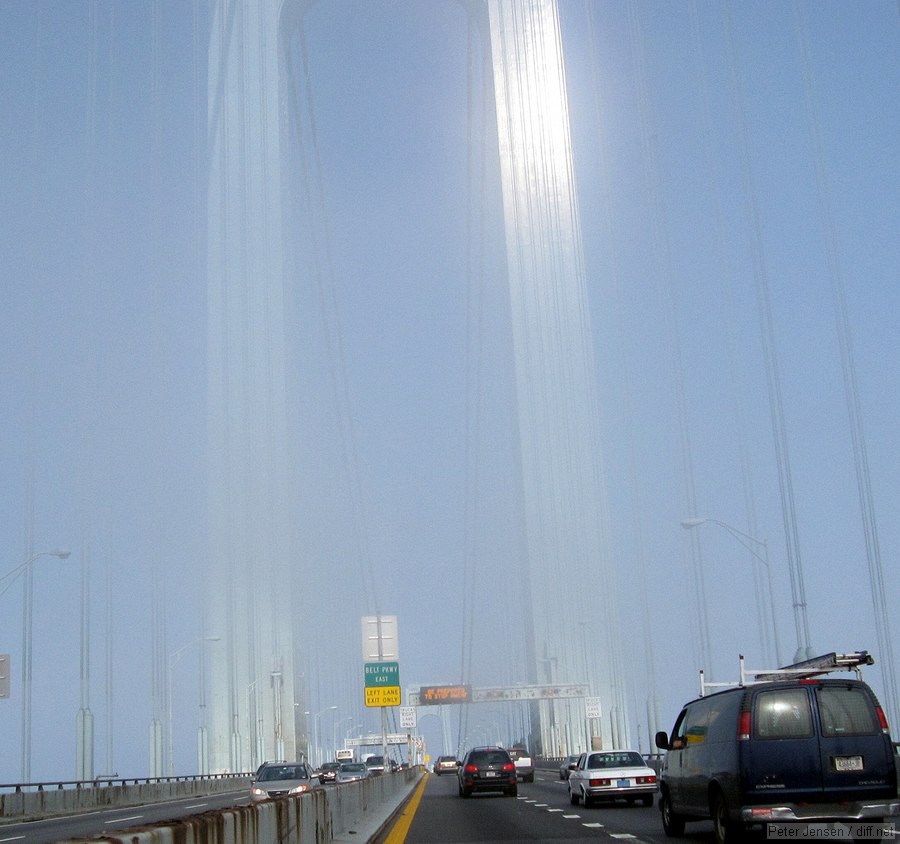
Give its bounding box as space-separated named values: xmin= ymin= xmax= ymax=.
xmin=754 ymin=688 xmax=813 ymax=739
xmin=817 ymin=686 xmax=878 ymax=736
xmin=470 ymin=750 xmax=510 ymax=765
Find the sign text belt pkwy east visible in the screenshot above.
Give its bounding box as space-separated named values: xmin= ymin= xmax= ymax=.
xmin=364 ymin=660 xmax=400 ymax=707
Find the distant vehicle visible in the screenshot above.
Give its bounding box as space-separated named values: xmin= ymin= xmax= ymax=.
xmin=336 ymin=761 xmax=369 ymax=784
xmin=364 ymin=754 xmax=386 ymax=775
xmin=434 ymin=755 xmax=458 ymax=775
xmin=335 ymin=748 xmax=354 ymax=762
xmin=507 ymin=745 xmax=534 ymax=782
xmin=567 ymin=750 xmax=656 ymax=807
xmin=250 ymin=761 xmax=315 ymax=801
xmin=654 ymin=652 xmax=900 ymax=844
xmin=317 ymin=761 xmax=340 ymax=784
xmin=457 ymin=746 xmax=517 ymax=798
xmin=559 ymin=754 xmax=580 ymax=780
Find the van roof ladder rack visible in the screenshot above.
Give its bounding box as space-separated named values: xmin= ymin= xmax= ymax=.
xmin=699 ymin=651 xmax=874 ymax=696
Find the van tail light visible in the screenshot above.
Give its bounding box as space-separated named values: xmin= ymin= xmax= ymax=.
xmin=875 ymin=704 xmax=890 ymax=734
xmin=738 ymin=710 xmax=751 ymax=740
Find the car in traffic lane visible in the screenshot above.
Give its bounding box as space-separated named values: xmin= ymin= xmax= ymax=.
xmin=364 ymin=754 xmax=386 ymax=775
xmin=567 ymin=750 xmax=657 ymax=807
xmin=317 ymin=761 xmax=341 ymax=784
xmin=433 ymin=755 xmax=458 ymax=775
xmin=559 ymin=754 xmax=580 ymax=780
xmin=336 ymin=761 xmax=369 ymax=784
xmin=250 ymin=761 xmax=316 ymax=801
xmin=457 ymin=747 xmax=518 ymax=798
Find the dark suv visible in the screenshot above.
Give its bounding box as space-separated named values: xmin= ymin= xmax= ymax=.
xmin=655 ymin=659 xmax=899 ymax=844
xmin=457 ymin=746 xmax=518 ymax=798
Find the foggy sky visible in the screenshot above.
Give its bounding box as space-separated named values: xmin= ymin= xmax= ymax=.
xmin=1 ymin=0 xmax=898 ymax=781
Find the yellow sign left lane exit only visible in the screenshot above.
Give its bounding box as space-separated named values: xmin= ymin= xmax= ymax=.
xmin=365 ymin=686 xmax=401 ymax=707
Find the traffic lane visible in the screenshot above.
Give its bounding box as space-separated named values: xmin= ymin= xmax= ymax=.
xmin=530 ymin=769 xmax=764 ymax=843
xmin=0 ymin=788 xmax=252 ymax=844
xmin=384 ymin=770 xmax=664 ymax=844
xmin=385 ymin=768 xmax=731 ymax=844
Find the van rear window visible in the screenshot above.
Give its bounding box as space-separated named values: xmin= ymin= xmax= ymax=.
xmin=754 ymin=689 xmax=813 ymax=739
xmin=817 ymin=686 xmax=878 ymax=736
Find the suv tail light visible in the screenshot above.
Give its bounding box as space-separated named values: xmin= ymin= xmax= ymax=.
xmin=738 ymin=710 xmax=751 ymax=740
xmin=464 ymin=764 xmax=478 ymax=773
xmin=876 ymin=704 xmax=890 ymax=734
xmin=502 ymin=762 xmax=515 ymax=772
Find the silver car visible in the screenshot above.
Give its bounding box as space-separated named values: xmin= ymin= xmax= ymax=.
xmin=336 ymin=762 xmax=369 ymax=784
xmin=250 ymin=761 xmax=316 ymax=801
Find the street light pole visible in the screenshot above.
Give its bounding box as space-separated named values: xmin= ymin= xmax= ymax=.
xmin=167 ymin=636 xmax=220 ymax=776
xmin=3 ymin=548 xmax=72 ymax=782
xmin=304 ymin=705 xmax=336 ymax=768
xmin=681 ymin=518 xmax=783 ymax=666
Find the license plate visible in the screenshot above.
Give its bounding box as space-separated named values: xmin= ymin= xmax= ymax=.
xmin=617 ymin=779 xmax=631 ymax=788
xmin=484 ymin=770 xmax=497 ymax=778
xmin=833 ymin=756 xmax=863 ymax=772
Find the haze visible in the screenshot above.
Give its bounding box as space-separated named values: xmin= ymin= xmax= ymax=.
xmin=1 ymin=0 xmax=898 ymax=783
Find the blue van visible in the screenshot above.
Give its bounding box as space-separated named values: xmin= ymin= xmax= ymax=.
xmin=655 ymin=655 xmax=899 ymax=844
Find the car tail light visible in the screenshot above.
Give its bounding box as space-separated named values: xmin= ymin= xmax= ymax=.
xmin=464 ymin=764 xmax=478 ymax=773
xmin=502 ymin=762 xmax=515 ymax=772
xmin=636 ymin=775 xmax=656 ymax=784
xmin=738 ymin=710 xmax=751 ymax=740
xmin=589 ymin=777 xmax=611 ymax=787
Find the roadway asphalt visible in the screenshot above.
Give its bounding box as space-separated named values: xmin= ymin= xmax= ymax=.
xmin=374 ymin=767 xmax=722 ymax=844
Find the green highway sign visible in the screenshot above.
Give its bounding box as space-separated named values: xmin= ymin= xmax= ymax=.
xmin=364 ymin=661 xmax=400 ymax=688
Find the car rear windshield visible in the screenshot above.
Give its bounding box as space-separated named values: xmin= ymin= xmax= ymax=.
xmin=754 ymin=688 xmax=814 ymax=739
xmin=588 ymin=752 xmax=645 ymax=768
xmin=817 ymin=686 xmax=879 ymax=736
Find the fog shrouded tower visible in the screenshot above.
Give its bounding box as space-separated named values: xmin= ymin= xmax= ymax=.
xmin=482 ymin=0 xmax=628 ymax=752
xmin=206 ymin=0 xmax=307 ymax=773
xmin=205 ymin=0 xmax=628 ymax=770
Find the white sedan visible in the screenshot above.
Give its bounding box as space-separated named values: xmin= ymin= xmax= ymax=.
xmin=567 ymin=750 xmax=657 ymax=807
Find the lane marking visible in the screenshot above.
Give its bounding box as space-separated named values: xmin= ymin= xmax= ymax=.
xmin=563 ymin=814 xmax=581 ymax=819
xmin=0 ymin=836 xmax=26 ymax=842
xmin=582 ymin=822 xmax=604 ymax=828
xmin=381 ymin=774 xmax=429 ymax=844
xmin=185 ymin=803 xmax=208 ymax=810
xmin=105 ymin=815 xmax=143 ymax=825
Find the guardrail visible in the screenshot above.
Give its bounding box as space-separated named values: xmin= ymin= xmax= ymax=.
xmin=0 ymin=773 xmax=251 ymax=823
xmin=0 ymin=772 xmax=248 ymax=795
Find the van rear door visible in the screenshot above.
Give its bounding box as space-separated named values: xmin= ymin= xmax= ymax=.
xmin=814 ymin=682 xmax=896 ymax=800
xmin=741 ymin=685 xmax=824 ymax=802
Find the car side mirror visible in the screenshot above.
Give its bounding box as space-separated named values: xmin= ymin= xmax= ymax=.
xmin=654 ymin=731 xmax=669 ymax=750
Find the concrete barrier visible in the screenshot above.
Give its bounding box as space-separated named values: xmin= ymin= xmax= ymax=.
xmin=48 ymin=768 xmax=422 ymax=844
xmin=0 ymin=775 xmax=251 ymax=823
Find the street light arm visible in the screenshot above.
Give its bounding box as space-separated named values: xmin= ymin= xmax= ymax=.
xmin=682 ymin=518 xmax=767 ymax=565
xmin=1 ymin=549 xmax=72 ymax=597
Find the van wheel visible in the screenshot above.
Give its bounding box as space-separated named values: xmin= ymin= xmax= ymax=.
xmin=711 ymin=790 xmax=739 ymax=844
xmin=660 ymin=790 xmax=686 ymax=837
